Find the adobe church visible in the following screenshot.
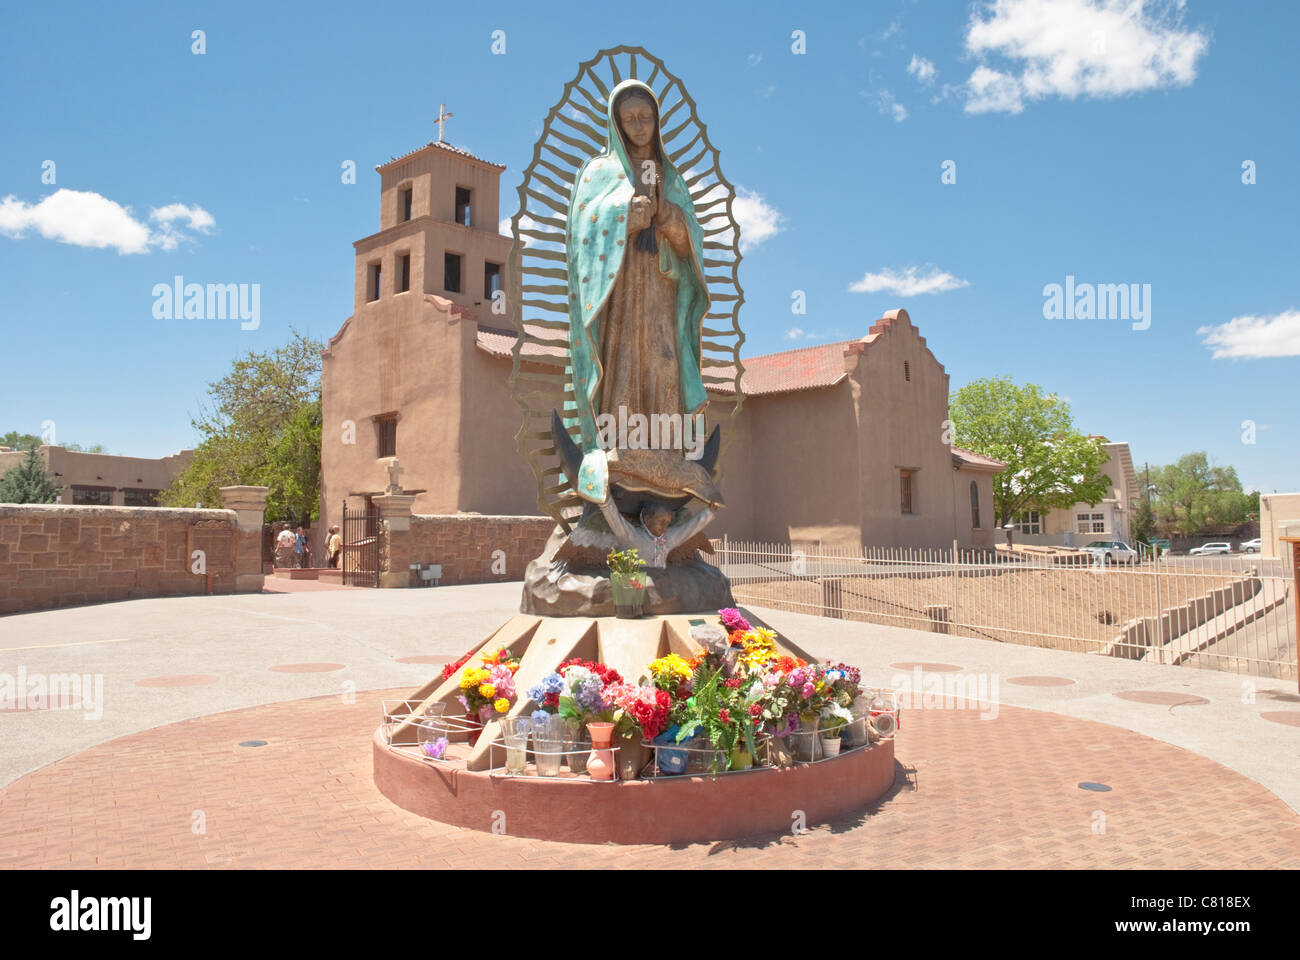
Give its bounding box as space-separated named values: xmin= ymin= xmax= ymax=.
xmin=320 ymin=135 xmax=1004 ymax=550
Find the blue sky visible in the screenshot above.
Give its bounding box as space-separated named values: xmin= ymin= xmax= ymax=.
xmin=1 ymin=0 xmax=1296 ymax=493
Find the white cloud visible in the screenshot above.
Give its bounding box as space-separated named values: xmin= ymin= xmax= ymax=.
xmin=876 ymin=89 xmax=908 ymax=122
xmin=149 ymin=202 xmax=215 ymax=250
xmin=784 ymin=327 xmax=818 ymax=341
xmin=849 ymin=265 xmax=970 ymax=297
xmin=151 ymin=203 xmax=215 ymax=232
xmin=907 ymin=54 xmax=937 ymax=84
xmin=1198 ymin=310 xmax=1300 ymax=359
xmin=0 ymin=189 xmax=214 ymax=254
xmin=967 ymin=66 xmax=1027 ymax=114
xmin=962 ymin=0 xmax=1210 ymax=115
xmin=731 ymin=186 xmax=784 ymax=254
xmin=746 ymin=53 xmax=763 ymax=68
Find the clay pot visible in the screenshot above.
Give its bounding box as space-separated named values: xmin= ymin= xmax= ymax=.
xmin=586 ymin=721 xmax=616 ymax=780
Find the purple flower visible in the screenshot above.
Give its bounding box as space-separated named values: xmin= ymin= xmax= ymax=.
xmin=422 ymin=737 xmax=448 ymax=759
xmin=718 ymin=608 xmax=751 ymax=633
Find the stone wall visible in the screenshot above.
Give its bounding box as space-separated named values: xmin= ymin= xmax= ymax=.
xmin=405 ymin=514 xmax=555 ymax=587
xmin=0 ymin=498 xmax=264 ymax=616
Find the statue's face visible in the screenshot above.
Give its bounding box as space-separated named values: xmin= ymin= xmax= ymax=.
xmin=641 ymin=504 xmax=672 ymax=536
xmin=617 ymin=95 xmax=657 ymax=150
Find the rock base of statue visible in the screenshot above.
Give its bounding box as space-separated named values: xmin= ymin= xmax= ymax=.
xmin=521 ymin=527 xmax=734 ymax=617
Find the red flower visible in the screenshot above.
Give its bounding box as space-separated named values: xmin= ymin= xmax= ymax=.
xmin=558 ymin=658 xmax=624 ymax=686
xmin=544 ymin=692 xmax=559 ymax=708
xmin=441 ymin=650 xmax=475 ymax=680
xmin=749 ymin=703 xmax=762 ymax=716
xmin=718 ymin=708 xmax=731 ymax=724
xmin=724 ymin=677 xmax=742 ymax=689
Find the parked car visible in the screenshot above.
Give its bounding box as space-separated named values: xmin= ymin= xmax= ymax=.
xmin=1240 ymin=538 xmax=1261 ymax=553
xmin=1082 ymin=540 xmax=1138 ymax=565
xmin=1189 ymin=542 xmax=1232 ymax=556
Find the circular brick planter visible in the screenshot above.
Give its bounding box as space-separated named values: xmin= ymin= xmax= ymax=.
xmin=372 ymin=726 xmax=895 ymax=845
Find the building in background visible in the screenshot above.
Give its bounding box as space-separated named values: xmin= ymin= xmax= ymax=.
xmin=320 ymin=138 xmax=1005 ymax=549
xmin=1261 ymin=493 xmax=1300 ymax=571
xmin=1012 ymin=440 xmax=1140 ymax=547
xmin=0 ymin=445 xmax=193 ymax=506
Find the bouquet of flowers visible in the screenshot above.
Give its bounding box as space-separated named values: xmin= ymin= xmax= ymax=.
xmin=671 ymin=663 xmax=769 ymax=773
xmin=819 ymin=700 xmax=852 ymax=737
xmin=604 ymin=682 xmax=672 ymax=742
xmin=457 ymin=647 xmax=520 ymax=719
xmin=554 ymin=659 xmax=619 ymax=725
xmin=822 ymin=662 xmax=862 ymax=708
xmin=647 ymin=653 xmax=694 ymax=698
xmin=718 ymin=607 xmax=751 ymax=634
xmin=786 ymin=662 xmax=830 ymax=722
xmin=526 ymin=671 xmax=564 ymax=724
xmin=736 ymin=627 xmax=779 ymax=673
xmin=607 ymin=547 xmax=646 ymax=584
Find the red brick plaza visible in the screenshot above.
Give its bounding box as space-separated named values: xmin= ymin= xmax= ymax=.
xmin=3 ymin=685 xmax=1297 ymax=869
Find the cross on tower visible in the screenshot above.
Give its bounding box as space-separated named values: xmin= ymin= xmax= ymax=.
xmin=434 ymin=104 xmax=454 ymax=143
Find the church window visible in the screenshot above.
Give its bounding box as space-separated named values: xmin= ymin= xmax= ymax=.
xmin=376 ymin=416 xmax=397 ymax=459
xmin=400 ymin=186 xmax=413 ymax=222
xmin=398 ymin=253 xmax=411 ymax=293
xmin=484 ymin=262 xmax=502 ymax=299
xmin=368 ymin=262 xmax=381 ymax=301
xmin=444 ymin=252 xmax=462 ymax=293
xmin=969 ymin=480 xmax=981 ymax=529
xmin=904 ymin=361 xmax=911 ymax=382
xmin=455 ymin=187 xmax=472 ymax=226
xmin=900 ymin=469 xmax=915 ymax=515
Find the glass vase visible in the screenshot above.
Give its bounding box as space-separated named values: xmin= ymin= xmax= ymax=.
xmin=610 ymin=572 xmax=646 ymax=619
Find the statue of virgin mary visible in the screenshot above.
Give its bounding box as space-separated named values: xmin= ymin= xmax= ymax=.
xmin=560 ymin=78 xmax=718 ymax=513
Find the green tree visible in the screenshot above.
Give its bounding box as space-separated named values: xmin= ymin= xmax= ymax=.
xmin=160 ymin=329 xmax=323 ymax=524
xmin=1130 ymin=497 xmax=1156 ymax=545
xmin=0 ymin=448 xmax=62 ymax=503
xmin=1148 ymin=453 xmax=1257 ymax=537
xmin=1 ymin=431 xmax=43 ymax=452
xmin=2 ymin=432 xmax=104 ymax=453
xmin=948 ymin=376 xmax=1112 ymax=527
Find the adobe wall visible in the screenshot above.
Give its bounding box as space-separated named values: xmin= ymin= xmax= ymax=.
xmin=0 ymin=504 xmax=262 ymax=616
xmin=405 ymin=514 xmax=556 ymax=587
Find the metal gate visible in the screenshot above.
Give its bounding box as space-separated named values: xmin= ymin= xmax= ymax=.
xmin=341 ymin=500 xmax=380 ymax=588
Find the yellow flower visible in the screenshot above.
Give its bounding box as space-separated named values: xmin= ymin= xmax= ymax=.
xmin=494 ymin=698 xmax=510 ymax=713
xmin=478 ymin=683 xmax=496 ymax=699
xmin=650 ymin=654 xmax=693 ymax=680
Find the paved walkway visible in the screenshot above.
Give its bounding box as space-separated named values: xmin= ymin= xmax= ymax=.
xmin=1 ymin=582 xmax=1298 ymax=867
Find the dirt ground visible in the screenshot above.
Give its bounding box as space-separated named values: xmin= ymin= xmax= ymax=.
xmin=732 ymin=565 xmax=1243 ymax=655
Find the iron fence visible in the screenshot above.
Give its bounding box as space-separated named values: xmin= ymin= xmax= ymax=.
xmin=713 ymin=539 xmax=1296 ymax=681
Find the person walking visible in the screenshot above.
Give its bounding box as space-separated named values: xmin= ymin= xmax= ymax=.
xmin=294 ymin=526 xmax=310 ymax=569
xmin=274 ymin=526 xmax=295 ymax=568
xmin=327 ymin=525 xmax=342 ymax=569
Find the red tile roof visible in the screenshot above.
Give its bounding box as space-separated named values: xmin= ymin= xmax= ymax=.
xmin=378 ymin=140 xmax=505 ymax=171
xmin=951 ymin=446 xmax=1007 ymax=471
xmin=708 ymin=338 xmax=869 ymax=396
